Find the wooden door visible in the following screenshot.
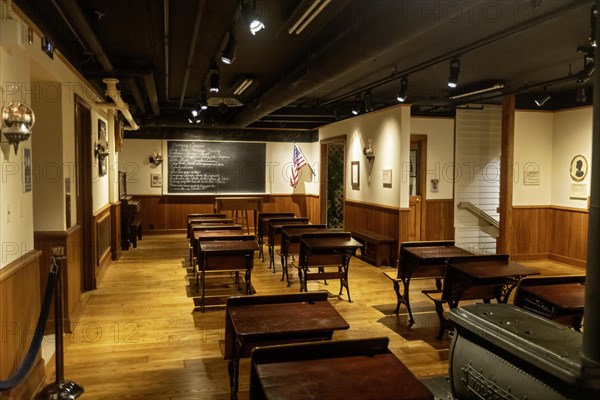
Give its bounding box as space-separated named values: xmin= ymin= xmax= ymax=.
xmin=408 ymin=136 xmax=427 ymax=241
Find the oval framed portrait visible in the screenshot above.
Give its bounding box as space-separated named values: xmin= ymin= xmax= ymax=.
xmin=569 ymin=155 xmax=588 ymax=182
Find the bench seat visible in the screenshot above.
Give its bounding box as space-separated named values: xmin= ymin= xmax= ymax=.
xmin=350 ymin=230 xmax=395 ymax=267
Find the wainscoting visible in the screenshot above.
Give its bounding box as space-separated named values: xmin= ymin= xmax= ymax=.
xmin=511 ymin=206 xmax=588 ymax=268
xmin=94 ymin=205 xmax=113 ymax=279
xmin=0 ymin=250 xmax=45 ymax=400
xmin=34 ymin=225 xmax=85 ymax=333
xmin=132 ymin=194 xmax=320 ymax=232
xmin=425 ymin=199 xmax=455 ymax=241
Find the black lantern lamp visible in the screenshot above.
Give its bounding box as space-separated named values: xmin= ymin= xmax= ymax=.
xmin=1 ymin=101 xmax=35 ymax=154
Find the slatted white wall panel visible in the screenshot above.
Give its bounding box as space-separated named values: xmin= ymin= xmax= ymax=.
xmin=454 ymin=105 xmax=501 ymax=254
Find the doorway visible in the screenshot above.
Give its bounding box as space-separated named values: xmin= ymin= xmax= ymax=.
xmin=408 ymin=135 xmax=427 ymax=241
xmin=320 ymin=136 xmax=346 ymax=229
xmin=74 ymin=95 xmax=95 ymax=290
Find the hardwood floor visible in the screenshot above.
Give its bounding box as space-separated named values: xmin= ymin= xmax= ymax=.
xmin=43 ymin=233 xmax=584 ymax=399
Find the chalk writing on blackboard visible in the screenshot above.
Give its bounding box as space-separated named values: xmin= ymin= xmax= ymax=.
xmin=167 ymin=141 xmax=266 ymax=193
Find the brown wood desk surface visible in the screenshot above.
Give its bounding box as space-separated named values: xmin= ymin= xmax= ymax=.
xmin=301 ymin=236 xmax=363 ymax=253
xmin=214 ymin=197 xmax=264 ymax=235
xmin=266 ymin=218 xmax=310 ymax=270
xmin=254 ymin=353 xmax=432 ymax=400
xmin=226 ymin=296 xmax=349 ymax=399
xmin=518 ymin=282 xmax=585 ymax=330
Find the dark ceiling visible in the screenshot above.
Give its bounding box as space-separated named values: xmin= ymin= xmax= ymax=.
xmin=15 ymin=0 xmax=597 ymax=134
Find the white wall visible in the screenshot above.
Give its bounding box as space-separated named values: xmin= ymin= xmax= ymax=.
xmin=513 ymin=110 xmax=553 ymax=206
xmin=411 ymin=116 xmax=455 ymax=200
xmin=319 ymin=105 xmax=411 ymax=209
xmin=551 ymin=107 xmax=593 ymax=208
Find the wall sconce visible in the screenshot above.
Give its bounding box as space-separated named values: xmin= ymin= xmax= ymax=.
xmin=363 ymin=139 xmax=374 ymax=163
xmin=149 ymin=151 xmax=163 ymax=165
xmin=95 ymin=142 xmax=109 ymax=159
xmin=1 ymin=101 xmax=35 ymax=154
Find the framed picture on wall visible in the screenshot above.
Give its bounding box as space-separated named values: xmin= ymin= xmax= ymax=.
xmin=351 ymin=161 xmax=359 ymax=189
xmin=151 ymin=173 xmax=162 ymax=187
xmin=382 ymin=169 xmax=392 ymax=188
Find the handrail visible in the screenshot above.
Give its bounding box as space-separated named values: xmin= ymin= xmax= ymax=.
xmin=457 ymin=201 xmax=500 ymax=229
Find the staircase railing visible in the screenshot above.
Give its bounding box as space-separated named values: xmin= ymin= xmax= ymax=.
xmin=457 ymin=201 xmax=499 ymax=229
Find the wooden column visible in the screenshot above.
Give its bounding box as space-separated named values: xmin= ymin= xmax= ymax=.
xmin=498 ymin=94 xmax=515 ymax=254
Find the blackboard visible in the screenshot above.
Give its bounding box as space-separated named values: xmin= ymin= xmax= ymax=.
xmin=167 ymin=141 xmax=266 ymax=193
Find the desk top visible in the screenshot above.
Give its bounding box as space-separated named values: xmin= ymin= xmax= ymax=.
xmin=214 ymin=196 xmax=264 ymax=211
xmin=228 ymin=301 xmax=348 ymax=339
xmin=193 ymin=230 xmax=250 ymax=241
xmin=520 ymin=283 xmax=585 ymax=310
xmin=199 ymin=240 xmax=259 ymax=253
xmin=282 ymin=226 xmax=328 ymax=241
xmin=448 ymin=259 xmax=538 ymax=280
xmin=403 ymin=245 xmax=472 ymax=260
xmin=302 ymin=236 xmax=363 ymax=251
xmin=254 ymin=352 xmax=433 ymax=400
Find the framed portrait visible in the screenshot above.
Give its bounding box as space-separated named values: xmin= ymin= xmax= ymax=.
xmin=351 ymin=161 xmax=359 ymax=189
xmin=382 ymin=169 xmax=392 ymax=188
xmin=151 ymin=173 xmax=162 ymax=187
xmin=569 ymin=155 xmax=588 ymax=182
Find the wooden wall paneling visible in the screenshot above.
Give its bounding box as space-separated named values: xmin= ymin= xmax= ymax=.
xmin=93 ymin=206 xmax=112 ymax=282
xmin=0 ymin=251 xmax=46 ymax=400
xmin=135 ymin=194 xmax=319 ymax=232
xmin=510 ymin=207 xmax=551 ymax=260
xmin=110 ymin=202 xmax=121 ymax=260
xmin=550 ymin=207 xmax=588 ymax=268
xmin=34 ymin=225 xmax=84 ymax=333
xmin=425 ymin=199 xmax=454 ymax=240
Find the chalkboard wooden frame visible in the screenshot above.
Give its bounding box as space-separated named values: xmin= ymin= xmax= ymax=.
xmin=166 ymin=140 xmax=266 ymax=194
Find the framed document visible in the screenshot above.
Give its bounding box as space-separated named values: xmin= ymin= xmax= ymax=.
xmin=351 ymin=161 xmax=359 ymax=189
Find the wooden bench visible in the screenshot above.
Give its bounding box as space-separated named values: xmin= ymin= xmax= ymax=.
xmin=422 ymin=254 xmax=537 ymax=339
xmin=129 ymin=217 xmax=142 ymax=248
xmin=350 ymin=230 xmax=394 ymax=267
xmin=514 ymin=274 xmax=585 ymax=331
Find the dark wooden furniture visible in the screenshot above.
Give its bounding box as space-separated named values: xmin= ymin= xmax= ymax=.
xmin=225 ymin=291 xmax=349 ymax=399
xmin=280 ymin=224 xmax=327 ymax=286
xmin=197 ymin=237 xmax=258 ymax=312
xmin=119 ymin=172 xmax=142 ymax=250
xmin=214 ymin=197 xmax=264 ymax=235
xmin=257 ymin=212 xmax=295 ymax=260
xmin=514 ymin=275 xmax=585 ymax=331
xmin=384 ymin=241 xmax=472 ymax=325
xmin=298 ymin=232 xmax=362 ymax=302
xmin=350 ymin=230 xmax=395 ymax=267
xmin=186 ymin=213 xmax=227 ymax=238
xmin=249 ymin=337 xmax=433 ymax=400
xmin=267 ymin=217 xmax=310 ymax=271
xmin=191 ymin=228 xmax=247 ymax=277
xmin=423 ymin=254 xmax=539 ymax=339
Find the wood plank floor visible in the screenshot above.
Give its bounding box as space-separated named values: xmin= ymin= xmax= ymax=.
xmin=43 ymin=233 xmax=584 ymax=399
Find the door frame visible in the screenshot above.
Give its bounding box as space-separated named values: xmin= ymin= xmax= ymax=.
xmin=410 ymin=134 xmax=428 ymax=240
xmin=319 ymin=135 xmax=346 ymax=226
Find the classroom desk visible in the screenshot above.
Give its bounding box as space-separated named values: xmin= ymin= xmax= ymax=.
xmin=197 ymin=239 xmax=259 ymax=312
xmin=299 ymin=233 xmax=362 ymax=302
xmin=257 ymin=213 xmax=295 ymax=260
xmin=280 ymin=224 xmax=327 ymax=286
xmin=214 ymin=197 xmax=264 ymax=235
xmin=225 ymin=292 xmax=349 ymax=399
xmin=516 ymin=281 xmax=585 ymax=331
xmin=188 ymin=223 xmax=241 ymax=261
xmin=266 ymin=217 xmax=310 ymax=271
xmin=386 ymin=241 xmax=472 ymax=324
xmin=249 ymin=338 xmax=433 ymax=400
xmin=192 ymin=229 xmax=248 ymax=275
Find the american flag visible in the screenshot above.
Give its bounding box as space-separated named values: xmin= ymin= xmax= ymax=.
xmin=290 ymin=143 xmax=308 ymax=188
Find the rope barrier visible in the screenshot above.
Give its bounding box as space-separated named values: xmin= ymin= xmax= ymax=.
xmin=0 ymin=262 xmax=58 ymax=391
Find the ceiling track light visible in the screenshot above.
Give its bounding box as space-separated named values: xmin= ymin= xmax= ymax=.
xmin=590 ymin=5 xmax=597 ymax=48
xmin=396 ymin=76 xmax=408 ymax=102
xmin=576 ymin=85 xmax=588 ymax=103
xmin=448 ymin=57 xmax=461 ymax=88
xmin=209 ymin=67 xmax=220 ymax=93
xmin=535 ymin=88 xmax=551 ymax=107
xmin=220 ymin=30 xmax=237 ymax=65
xmin=351 ymin=94 xmax=362 ymax=115
xmin=200 ymin=88 xmax=208 ymax=110
xmin=577 ymin=52 xmax=595 ymax=84
xmin=364 ymin=91 xmax=373 ymax=112
xmin=244 ymin=0 xmax=265 ymax=35
xmin=288 ymin=0 xmax=331 ymax=35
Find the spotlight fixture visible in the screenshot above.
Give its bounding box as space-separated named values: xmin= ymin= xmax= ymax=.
xmin=243 ymin=0 xmax=265 ymax=35
xmin=220 ymin=30 xmax=237 ymax=65
xmin=364 ymin=91 xmax=373 ymax=112
xmin=590 ymin=5 xmax=597 ymax=48
xmin=396 ymin=76 xmax=408 ymax=102
xmin=577 ymin=51 xmax=595 ymax=84
xmin=351 ymin=94 xmax=361 ymax=115
xmin=209 ymin=68 xmax=220 ymax=93
xmin=535 ymin=88 xmax=551 ymax=107
xmin=447 ymin=57 xmax=461 ymax=88
xmin=576 ymin=85 xmax=588 ymax=103
xmin=200 ymin=88 xmax=208 ymax=110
